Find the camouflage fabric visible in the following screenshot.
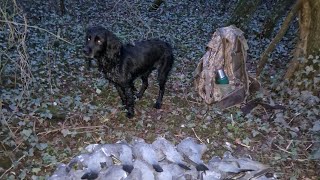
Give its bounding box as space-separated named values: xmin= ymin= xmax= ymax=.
xmin=194 ymin=25 xmax=250 ymax=109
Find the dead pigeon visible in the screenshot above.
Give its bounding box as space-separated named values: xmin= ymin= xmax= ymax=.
xmin=68 ymin=149 xmax=113 ymax=179
xmin=234 ymin=158 xmax=268 ymax=171
xmin=156 ymin=162 xmax=185 ymax=180
xmin=85 ymin=144 xmax=101 ymax=153
xmin=98 ymin=165 xmax=127 ymax=180
xmin=152 ymin=137 xmax=190 ymax=170
xmin=132 ymin=137 xmax=163 ymax=172
xmin=48 ymin=163 xmax=70 ymax=180
xmin=212 ymin=151 xmax=268 ymax=173
xmin=115 ymin=142 xmax=134 ymax=173
xmin=99 ymin=143 xmax=134 ymax=173
xmin=50 ymin=138 xmax=273 ymax=180
xmin=124 ymin=167 xmax=143 ymax=180
xmin=209 ymin=152 xmax=248 ymax=174
xmin=131 ymin=159 xmax=155 ymax=180
xmin=201 ymin=170 xmax=222 ymax=180
xmin=177 ymin=137 xmax=209 ymax=171
xmin=182 ymin=166 xmax=201 ymax=180
xmin=209 ymin=152 xmax=272 ymax=180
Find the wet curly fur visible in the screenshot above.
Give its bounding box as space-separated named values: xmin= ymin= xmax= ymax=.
xmin=83 ymin=26 xmax=174 ymax=118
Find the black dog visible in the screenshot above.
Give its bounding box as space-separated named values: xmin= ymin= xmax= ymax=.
xmin=83 ymin=26 xmax=174 ymax=118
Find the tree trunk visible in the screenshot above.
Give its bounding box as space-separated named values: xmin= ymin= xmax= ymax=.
xmin=287 ymin=0 xmax=320 ymax=93
xmin=307 ymin=0 xmax=320 ymax=55
xmin=304 ymin=0 xmax=320 ymax=93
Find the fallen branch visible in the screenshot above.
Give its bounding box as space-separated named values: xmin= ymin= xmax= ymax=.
xmin=37 ymin=125 xmax=108 ymax=135
xmin=0 ymin=20 xmax=74 ymax=45
xmin=256 ymin=0 xmax=304 ymax=76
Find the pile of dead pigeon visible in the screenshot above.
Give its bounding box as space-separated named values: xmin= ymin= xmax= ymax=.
xmin=49 ymin=137 xmax=275 ymax=180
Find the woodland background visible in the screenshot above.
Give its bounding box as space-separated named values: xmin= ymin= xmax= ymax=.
xmin=0 ymin=0 xmax=319 ymax=179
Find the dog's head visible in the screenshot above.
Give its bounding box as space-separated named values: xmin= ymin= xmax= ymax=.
xmin=83 ymin=26 xmax=121 ymax=59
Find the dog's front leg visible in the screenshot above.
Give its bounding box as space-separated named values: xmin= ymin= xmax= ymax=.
xmin=124 ymin=86 xmax=135 ymax=118
xmin=115 ymin=85 xmax=126 ymax=106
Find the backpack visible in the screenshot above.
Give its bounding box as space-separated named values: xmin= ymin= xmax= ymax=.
xmin=194 ymin=25 xmax=250 ymax=109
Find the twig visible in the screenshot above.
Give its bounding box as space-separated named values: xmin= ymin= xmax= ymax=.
xmin=274 ymin=143 xmax=293 ymax=154
xmin=0 ymin=20 xmax=74 ymax=45
xmin=235 ymin=138 xmax=251 ymax=149
xmin=238 ymin=142 xmax=250 ymax=149
xmin=0 ymin=155 xmax=26 ymax=179
xmin=285 ymin=140 xmax=293 ymax=150
xmin=288 ymin=113 xmax=301 ymax=124
xmin=191 ymin=128 xmax=204 ymax=144
xmin=230 ymin=114 xmax=235 ymax=126
xmin=305 ymin=143 xmax=312 ymax=150
xmin=72 ymin=130 xmax=104 ymax=134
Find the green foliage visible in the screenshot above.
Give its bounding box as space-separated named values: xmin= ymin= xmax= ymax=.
xmin=0 ymin=0 xmax=319 ymax=179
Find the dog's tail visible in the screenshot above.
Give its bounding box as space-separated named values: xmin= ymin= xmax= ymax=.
xmin=164 ymin=41 xmax=174 ymax=66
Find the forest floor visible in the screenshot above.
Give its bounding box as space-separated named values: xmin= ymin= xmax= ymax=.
xmin=0 ymin=0 xmax=319 ymax=179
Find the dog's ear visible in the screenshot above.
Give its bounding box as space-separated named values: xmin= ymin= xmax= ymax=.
xmin=86 ymin=26 xmax=96 ymax=36
xmin=105 ymin=31 xmax=122 ymax=60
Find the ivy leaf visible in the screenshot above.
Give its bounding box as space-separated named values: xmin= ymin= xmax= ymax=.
xmin=61 ymin=129 xmax=70 ymax=137
xmin=32 ymin=168 xmax=41 ymax=174
xmin=83 ymin=116 xmax=91 ymax=122
xmin=29 ymin=147 xmax=34 ymax=156
xmin=251 ymin=129 xmax=260 ymax=137
xmin=310 ymin=148 xmax=320 ymax=160
xmin=96 ymin=88 xmax=102 ymax=94
xmin=36 ymin=143 xmax=48 ymax=150
xmin=186 ymin=122 xmax=196 ymax=128
xmin=21 ymin=129 xmax=33 ymax=138
xmin=310 ymin=121 xmax=320 ymax=132
xmin=305 ymin=65 xmax=314 ymax=75
xmin=242 ymin=137 xmax=251 ymax=146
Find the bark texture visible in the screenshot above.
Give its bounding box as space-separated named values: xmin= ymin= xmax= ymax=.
xmin=307 ymin=0 xmax=320 ymax=55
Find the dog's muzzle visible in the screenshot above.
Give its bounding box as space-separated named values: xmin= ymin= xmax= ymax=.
xmin=83 ymin=46 xmax=93 ymax=58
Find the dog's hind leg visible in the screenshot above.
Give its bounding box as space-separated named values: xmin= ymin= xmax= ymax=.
xmin=136 ymin=71 xmax=152 ymax=99
xmin=154 ymin=56 xmax=173 ymax=109
xmin=124 ymin=86 xmax=135 ymax=118
xmin=130 ymin=82 xmax=137 ymax=93
xmin=115 ymin=85 xmax=126 ymax=106
xmin=154 ymin=75 xmax=166 ymax=109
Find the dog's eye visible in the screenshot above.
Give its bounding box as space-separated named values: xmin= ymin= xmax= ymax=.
xmin=87 ymin=37 xmax=91 ymax=41
xmin=97 ymin=40 xmax=102 ymax=45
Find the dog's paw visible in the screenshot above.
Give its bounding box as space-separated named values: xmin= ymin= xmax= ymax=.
xmin=154 ymin=102 xmax=162 ymax=109
xmin=127 ymin=111 xmax=134 ymax=118
xmin=136 ymin=93 xmax=143 ymax=99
